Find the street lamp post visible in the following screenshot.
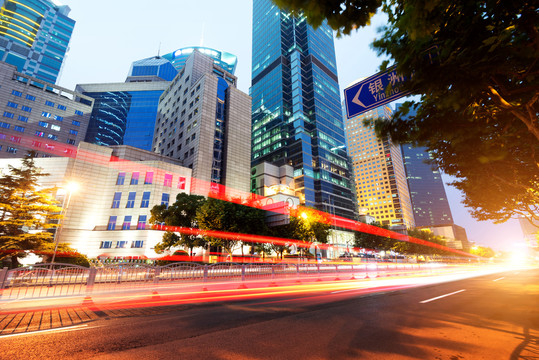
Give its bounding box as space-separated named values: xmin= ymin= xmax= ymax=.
xmin=50 ymin=181 xmax=78 ymax=266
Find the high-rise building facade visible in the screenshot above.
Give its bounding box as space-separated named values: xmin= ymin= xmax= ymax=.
xmin=0 ymin=0 xmax=75 ymax=84
xmin=395 ymin=104 xmax=453 ymax=227
xmin=76 ymin=56 xmax=177 ymax=151
xmin=251 ymin=0 xmax=356 ymax=219
xmin=154 ymin=50 xmax=252 ymax=195
xmin=344 ymin=104 xmax=415 ymax=229
xmin=0 ymin=62 xmax=92 ymax=158
xmin=401 ymin=144 xmax=453 ymax=226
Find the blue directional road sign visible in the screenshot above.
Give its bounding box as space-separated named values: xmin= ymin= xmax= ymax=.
xmin=344 ymin=65 xmax=411 ymax=119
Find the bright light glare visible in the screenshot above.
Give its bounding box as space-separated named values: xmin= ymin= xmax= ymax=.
xmin=65 ymin=181 xmax=79 ymax=193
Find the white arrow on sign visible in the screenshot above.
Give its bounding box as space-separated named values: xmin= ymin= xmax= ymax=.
xmin=352 ymin=83 xmax=366 ymax=108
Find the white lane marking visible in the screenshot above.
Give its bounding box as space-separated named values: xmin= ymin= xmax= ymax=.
xmin=0 ymin=324 xmax=94 ymax=338
xmin=420 ymin=289 xmax=466 ymax=304
xmin=493 ymin=277 xmax=505 ymax=282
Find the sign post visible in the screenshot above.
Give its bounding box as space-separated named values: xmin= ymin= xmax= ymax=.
xmin=344 ymin=65 xmax=410 ymax=119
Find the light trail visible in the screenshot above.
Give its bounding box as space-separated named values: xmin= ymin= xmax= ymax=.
xmin=5 ymin=133 xmax=479 ymax=258
xmin=493 ymin=277 xmax=505 ymax=282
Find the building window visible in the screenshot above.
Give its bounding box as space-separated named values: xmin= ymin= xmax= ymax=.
xmin=137 ymin=215 xmax=147 ymax=230
xmin=6 ymin=146 xmax=17 ymax=154
xmin=100 ymin=241 xmax=113 ymax=249
xmin=25 ymin=94 xmax=35 ymax=101
xmin=57 ymin=104 xmax=67 ymax=111
xmin=69 ymin=129 xmax=78 ymax=135
xmin=112 ymin=192 xmax=121 ymax=208
xmin=54 ymin=115 xmax=63 ymax=121
xmin=131 ymin=172 xmax=139 ymax=185
xmin=13 ymin=126 xmax=24 ymax=133
xmin=45 ymin=100 xmax=54 ymax=107
xmin=122 ymin=216 xmax=132 ymax=230
xmin=41 ymin=111 xmax=51 ymax=118
xmin=141 ymin=191 xmax=150 ymax=208
xmin=107 ymin=216 xmax=117 ymax=230
xmin=144 ymin=172 xmax=153 ymax=184
xmin=75 ymin=110 xmax=84 ymax=116
xmin=21 ymin=105 xmax=31 ymax=113
xmin=50 ymin=124 xmax=61 ymax=131
xmin=126 ymin=192 xmax=136 ymax=208
xmin=116 ymin=172 xmax=126 ymax=185
xmin=178 ymin=177 xmax=186 ymax=190
xmin=164 ymin=174 xmax=172 ymax=187
xmin=72 ymin=120 xmax=80 ymax=126
xmin=10 ymin=136 xmax=20 ymax=143
xmin=11 ymin=90 xmax=22 ymax=97
xmin=161 ymin=193 xmax=170 ymax=208
xmin=35 ymin=131 xmax=44 ymax=137
xmin=0 ymin=122 xmax=10 ymax=129
xmin=38 ymin=121 xmax=48 ymax=128
xmin=116 ymin=241 xmax=127 ymax=248
xmin=47 ymin=134 xmax=57 ymax=140
xmin=131 ymin=240 xmax=144 ymax=248
xmin=17 ymin=115 xmax=28 ymax=122
xmin=3 ymin=111 xmax=14 ymax=119
xmin=7 ymin=101 xmax=18 ymax=109
xmin=67 ymin=139 xmax=75 ymax=145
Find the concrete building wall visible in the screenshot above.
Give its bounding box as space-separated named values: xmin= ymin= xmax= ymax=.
xmin=0 ymin=62 xmax=93 ymax=158
xmin=0 ymin=142 xmax=192 ymax=259
xmin=154 ymin=50 xmax=251 ymax=197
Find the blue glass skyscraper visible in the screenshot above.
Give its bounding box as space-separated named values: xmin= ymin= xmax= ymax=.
xmin=76 ymin=56 xmax=177 ymax=151
xmin=0 ymin=0 xmax=74 ymax=84
xmin=398 ymin=105 xmax=454 ymax=227
xmin=251 ymin=0 xmax=356 ymax=219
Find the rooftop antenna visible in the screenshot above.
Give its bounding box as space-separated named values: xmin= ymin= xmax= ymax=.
xmin=157 ymin=42 xmax=161 ymax=57
xmin=200 ymin=22 xmax=205 ymax=47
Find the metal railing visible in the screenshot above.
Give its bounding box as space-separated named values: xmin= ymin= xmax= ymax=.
xmin=0 ymin=261 xmax=435 ymax=301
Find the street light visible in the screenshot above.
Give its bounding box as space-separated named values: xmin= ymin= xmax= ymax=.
xmin=50 ymin=181 xmax=78 ymax=266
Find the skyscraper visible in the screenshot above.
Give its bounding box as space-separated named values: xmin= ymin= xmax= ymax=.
xmin=0 ymin=0 xmax=75 ymax=84
xmin=76 ymin=56 xmax=177 ymax=151
xmin=396 ymin=104 xmax=453 ymax=227
xmin=251 ymin=0 xmax=356 ymax=219
xmin=154 ymin=50 xmax=251 ymax=195
xmin=344 ymin=104 xmax=415 ymax=229
xmin=401 ymin=144 xmax=454 ymax=227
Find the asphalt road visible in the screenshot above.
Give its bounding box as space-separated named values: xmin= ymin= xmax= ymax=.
xmin=1 ymin=267 xmax=537 ymax=360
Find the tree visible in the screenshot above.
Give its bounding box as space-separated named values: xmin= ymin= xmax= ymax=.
xmin=470 ymin=245 xmax=496 ymax=258
xmin=149 ymin=193 xmax=206 ymax=257
xmin=288 ymin=207 xmax=330 ymax=257
xmin=0 ymin=154 xmax=62 ymax=268
xmin=196 ymin=197 xmax=268 ymax=261
xmin=353 ymin=222 xmax=394 ymax=251
xmin=273 ymin=0 xmax=539 ymax=225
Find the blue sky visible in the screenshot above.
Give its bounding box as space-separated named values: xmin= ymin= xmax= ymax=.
xmin=57 ymin=0 xmax=524 ymax=251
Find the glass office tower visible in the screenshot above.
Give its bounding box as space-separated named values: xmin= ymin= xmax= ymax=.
xmin=77 ymin=57 xmax=177 ymax=151
xmin=398 ymin=105 xmax=453 ymax=227
xmin=251 ymin=0 xmax=356 ymax=219
xmin=0 ymin=0 xmax=75 ymax=84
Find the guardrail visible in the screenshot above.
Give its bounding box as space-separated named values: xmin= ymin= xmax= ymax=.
xmin=0 ymin=262 xmax=431 ymax=301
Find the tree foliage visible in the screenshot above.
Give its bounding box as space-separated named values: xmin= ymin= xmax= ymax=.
xmin=353 ymin=222 xmax=394 ymax=250
xmin=273 ymin=0 xmax=539 ymax=225
xmin=196 ymin=197 xmax=268 ymax=259
xmin=149 ymin=193 xmax=206 ymax=256
xmin=0 ymin=154 xmax=62 ymax=267
xmin=470 ymin=245 xmax=496 ymax=258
